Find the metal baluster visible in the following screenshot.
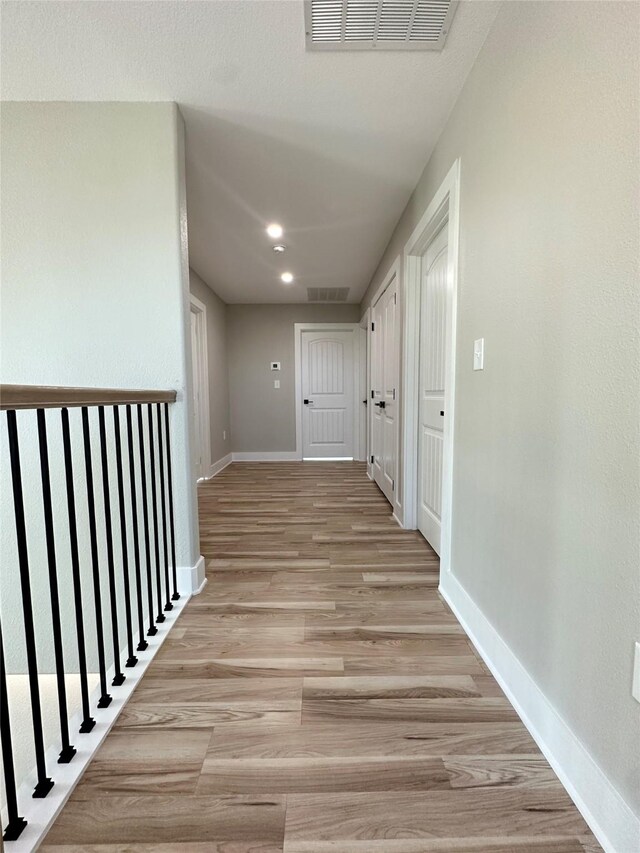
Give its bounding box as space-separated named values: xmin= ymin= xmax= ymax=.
xmin=36 ymin=408 xmax=76 ymax=763
xmin=6 ymin=409 xmax=54 ymax=797
xmin=126 ymin=405 xmax=148 ymax=651
xmin=113 ymin=407 xmax=137 ymax=667
xmin=147 ymin=404 xmax=165 ymax=623
xmin=81 ymin=407 xmax=112 ymax=707
xmin=156 ymin=403 xmax=172 ymax=611
xmin=97 ymin=406 xmax=125 ymax=686
xmin=0 ymin=622 xmax=28 ymax=840
xmin=164 ymin=403 xmax=180 ymax=601
xmin=61 ymin=408 xmax=95 ymax=732
xmin=136 ymin=405 xmax=157 ymax=636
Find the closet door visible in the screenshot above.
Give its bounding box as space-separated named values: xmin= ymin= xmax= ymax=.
xmin=371 ymin=275 xmax=398 ymax=506
xmin=417 ymin=224 xmax=448 ymax=552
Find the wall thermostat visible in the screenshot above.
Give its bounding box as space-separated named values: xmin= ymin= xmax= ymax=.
xmin=270 ymin=362 xmax=281 ymax=371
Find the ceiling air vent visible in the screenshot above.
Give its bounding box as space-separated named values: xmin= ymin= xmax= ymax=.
xmin=304 ymin=0 xmax=458 ymax=51
xmin=307 ymin=287 xmax=350 ymax=302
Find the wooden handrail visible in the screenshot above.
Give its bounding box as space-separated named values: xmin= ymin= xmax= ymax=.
xmin=0 ymin=385 xmax=177 ymax=411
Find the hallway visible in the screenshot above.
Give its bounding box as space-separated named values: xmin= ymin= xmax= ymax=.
xmin=41 ymin=462 xmax=599 ymax=850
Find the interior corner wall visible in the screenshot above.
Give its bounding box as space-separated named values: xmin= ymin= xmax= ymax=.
xmin=189 ymin=269 xmax=231 ymax=467
xmin=227 ymin=303 xmax=360 ymax=453
xmin=1 ymin=101 xmax=200 ymax=577
xmin=361 ymin=0 xmax=640 ymax=841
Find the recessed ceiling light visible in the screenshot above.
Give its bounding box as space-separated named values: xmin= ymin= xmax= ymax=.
xmin=281 ymin=272 xmax=294 ymax=284
xmin=266 ymin=223 xmax=283 ymax=239
xmin=272 ymin=244 xmax=286 ymax=253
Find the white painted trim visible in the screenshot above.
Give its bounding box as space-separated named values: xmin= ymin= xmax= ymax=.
xmin=304 ymin=457 xmax=353 ymax=462
xmin=207 ymin=452 xmax=232 ymax=479
xmin=231 ymin=451 xmax=300 ymax=462
xmin=189 ymin=294 xmax=211 ymax=481
xmin=192 ymin=574 xmax=208 ymax=595
xmin=177 ymin=554 xmax=206 ymax=595
xmin=294 ymin=322 xmax=361 ymax=461
xmin=392 ymin=511 xmax=404 ymax=529
xmin=359 ymin=307 xmax=372 ymax=472
xmin=402 ymin=158 xmax=460 ymax=579
xmin=439 ymin=572 xmax=640 ymax=853
xmin=371 ymin=257 xmax=402 ymax=516
xmin=8 ymin=595 xmax=190 ymax=853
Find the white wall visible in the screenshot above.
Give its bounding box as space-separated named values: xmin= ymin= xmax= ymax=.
xmin=189 ymin=269 xmax=231 ymax=468
xmin=362 ymin=1 xmax=640 ymax=847
xmin=1 ymin=102 xmax=203 ymax=641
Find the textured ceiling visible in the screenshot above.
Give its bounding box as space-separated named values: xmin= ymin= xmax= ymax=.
xmin=1 ymin=1 xmax=499 ymax=303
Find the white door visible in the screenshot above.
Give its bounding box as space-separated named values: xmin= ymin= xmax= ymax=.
xmin=417 ymin=223 xmax=448 ymax=552
xmin=301 ymin=330 xmax=355 ymax=459
xmin=371 ymin=277 xmax=398 ymax=505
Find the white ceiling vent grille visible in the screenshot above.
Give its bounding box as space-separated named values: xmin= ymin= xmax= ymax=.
xmin=307 ymin=287 xmax=350 ymax=302
xmin=305 ymin=0 xmax=458 ymax=51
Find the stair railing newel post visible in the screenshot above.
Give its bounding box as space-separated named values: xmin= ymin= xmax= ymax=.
xmin=36 ymin=408 xmax=77 ymax=763
xmin=6 ymin=409 xmax=54 ymax=798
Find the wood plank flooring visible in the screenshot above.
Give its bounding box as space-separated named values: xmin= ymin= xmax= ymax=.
xmin=41 ymin=462 xmax=600 ymax=852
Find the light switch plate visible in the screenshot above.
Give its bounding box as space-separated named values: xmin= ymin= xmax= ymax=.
xmin=473 ymin=338 xmax=484 ymax=371
xmin=633 ymin=642 xmax=640 ymax=703
xmin=271 ymin=362 xmax=281 ymax=371
xmin=274 ymin=380 xmax=280 ymax=389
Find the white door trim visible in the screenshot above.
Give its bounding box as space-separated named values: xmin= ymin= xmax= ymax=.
xmin=294 ymin=323 xmax=362 ymax=461
xmin=189 ymin=294 xmax=211 ymax=482
xmin=402 ymin=159 xmax=460 ymax=573
xmin=359 ymin=307 xmax=372 ymax=475
xmin=369 ymin=257 xmax=402 ymax=515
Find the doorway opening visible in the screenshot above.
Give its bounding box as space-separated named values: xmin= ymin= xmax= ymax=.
xmin=189 ymin=294 xmax=211 ymax=481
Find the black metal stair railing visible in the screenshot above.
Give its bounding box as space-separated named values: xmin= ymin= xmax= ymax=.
xmin=0 ymin=386 xmax=179 ymax=842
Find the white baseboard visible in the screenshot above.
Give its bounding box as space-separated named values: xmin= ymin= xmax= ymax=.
xmin=208 ymin=452 xmax=232 ymax=478
xmin=232 ymin=451 xmax=300 ymax=462
xmin=193 ymin=574 xmax=208 ymax=595
xmin=439 ymin=571 xmax=640 ymax=853
xmin=8 ymin=595 xmax=190 ymax=853
xmin=177 ymin=554 xmax=205 ymax=595
xmin=392 ymin=511 xmax=404 ymax=529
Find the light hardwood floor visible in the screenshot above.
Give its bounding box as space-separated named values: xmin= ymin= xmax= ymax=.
xmin=42 ymin=462 xmax=600 ymax=852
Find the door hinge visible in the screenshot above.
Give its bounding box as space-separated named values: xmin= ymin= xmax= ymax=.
xmin=371 ymin=390 xmax=375 ymax=400
xmin=371 ymin=322 xmax=375 ymax=332
xmin=394 ymin=292 xmax=397 ymax=305
xmin=392 ymin=388 xmax=396 ymax=400
xmin=370 ymin=455 xmax=374 ymax=464
xmin=392 ymin=479 xmax=395 ymax=491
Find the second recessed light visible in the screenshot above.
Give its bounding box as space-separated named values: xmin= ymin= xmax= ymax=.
xmin=281 ymin=272 xmax=294 ymax=284
xmin=266 ymin=223 xmax=283 ymax=239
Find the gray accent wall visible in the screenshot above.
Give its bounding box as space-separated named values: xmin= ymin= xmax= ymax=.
xmin=228 ymin=304 xmax=360 ymax=452
xmin=189 ymin=269 xmax=231 ymax=466
xmin=361 ymin=0 xmax=640 ymax=817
